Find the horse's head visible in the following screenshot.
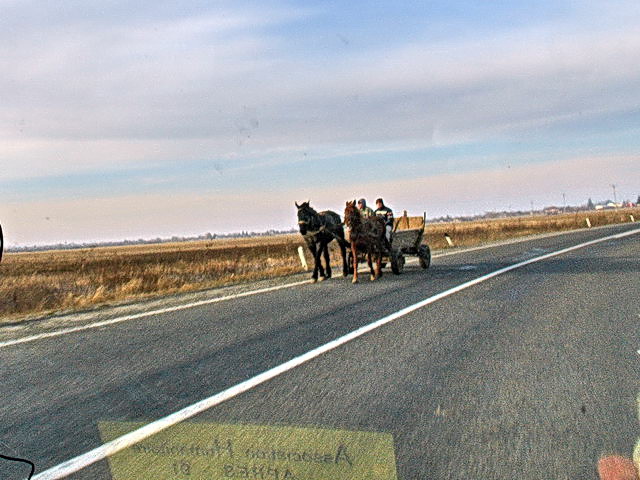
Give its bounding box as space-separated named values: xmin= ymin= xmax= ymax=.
xmin=344 ymin=200 xmax=360 ymax=229
xmin=295 ymin=201 xmax=318 ymax=235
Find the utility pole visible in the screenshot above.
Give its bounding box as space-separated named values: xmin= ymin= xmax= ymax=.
xmin=562 ymin=193 xmax=566 ymax=212
xmin=611 ymin=184 xmax=617 ymax=207
xmin=530 ymin=200 xmax=534 ymax=216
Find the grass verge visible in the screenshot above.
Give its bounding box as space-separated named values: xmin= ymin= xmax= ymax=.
xmin=1 ymin=208 xmax=638 ymax=323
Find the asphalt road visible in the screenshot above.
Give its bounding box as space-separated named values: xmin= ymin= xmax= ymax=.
xmin=1 ymin=224 xmax=639 ymax=479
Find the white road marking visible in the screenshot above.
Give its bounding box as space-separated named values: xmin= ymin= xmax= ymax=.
xmin=0 ymin=246 xmax=506 ymax=347
xmin=1 ymin=224 xmax=635 ymax=350
xmin=0 ymin=280 xmax=311 ymax=349
xmin=430 ymin=226 xmax=601 ymax=258
xmin=31 ymin=227 xmax=640 ymax=480
xmin=0 ymin=225 xmax=634 ymax=349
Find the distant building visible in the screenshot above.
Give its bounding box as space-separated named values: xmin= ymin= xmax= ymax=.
xmin=543 ymin=206 xmax=561 ymax=215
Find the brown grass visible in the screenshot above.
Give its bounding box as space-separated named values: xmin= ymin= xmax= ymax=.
xmin=0 ymin=235 xmax=307 ymax=322
xmin=421 ymin=207 xmax=640 ymax=249
xmin=1 ymin=208 xmax=638 ymax=323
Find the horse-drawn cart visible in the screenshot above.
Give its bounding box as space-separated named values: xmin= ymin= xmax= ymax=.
xmin=348 ymin=211 xmax=431 ymax=275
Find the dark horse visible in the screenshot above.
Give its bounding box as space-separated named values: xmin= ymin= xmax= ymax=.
xmin=344 ymin=200 xmax=386 ymax=283
xmin=296 ymin=201 xmax=349 ymax=282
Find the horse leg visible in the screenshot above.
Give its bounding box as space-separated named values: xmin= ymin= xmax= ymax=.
xmin=368 ymin=249 xmax=376 ymax=281
xmin=322 ymin=241 xmax=332 ymax=279
xmin=376 ymin=243 xmax=383 ymax=278
xmin=314 ymin=241 xmax=327 ymax=281
xmin=338 ymin=233 xmax=349 ymax=277
xmin=308 ymin=241 xmax=320 ymax=282
xmin=351 ymin=242 xmax=359 ymax=284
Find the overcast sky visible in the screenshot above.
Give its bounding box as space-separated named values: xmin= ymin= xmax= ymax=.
xmin=1 ymin=0 xmax=639 ymax=246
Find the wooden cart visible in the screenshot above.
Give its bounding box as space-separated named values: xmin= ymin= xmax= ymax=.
xmin=387 ymin=211 xmax=431 ymax=274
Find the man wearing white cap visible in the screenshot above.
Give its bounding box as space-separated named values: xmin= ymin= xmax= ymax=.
xmin=357 ymin=198 xmax=374 ymax=218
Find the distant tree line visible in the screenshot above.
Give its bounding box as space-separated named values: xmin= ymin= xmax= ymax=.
xmin=429 ymin=196 xmax=638 ymax=223
xmin=7 ymin=194 xmax=638 ymax=252
xmin=7 ymin=228 xmax=298 ymax=253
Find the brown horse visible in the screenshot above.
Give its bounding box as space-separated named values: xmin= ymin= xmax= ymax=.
xmin=344 ymin=200 xmax=386 ymax=283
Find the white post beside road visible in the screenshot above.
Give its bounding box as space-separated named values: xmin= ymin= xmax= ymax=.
xmin=631 ymin=215 xmax=635 ymax=223
xmin=297 ymin=246 xmax=308 ymax=270
xmin=444 ymin=233 xmax=454 ymax=247
xmin=585 ymin=218 xmax=591 ymax=228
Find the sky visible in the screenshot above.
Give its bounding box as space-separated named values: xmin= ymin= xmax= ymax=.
xmin=1 ymin=0 xmax=639 ymax=246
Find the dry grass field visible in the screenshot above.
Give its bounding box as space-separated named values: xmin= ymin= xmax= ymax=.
xmin=1 ymin=207 xmax=638 ymax=323
xmin=421 ymin=207 xmax=640 ymax=249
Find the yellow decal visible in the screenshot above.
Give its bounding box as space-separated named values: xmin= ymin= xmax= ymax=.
xmin=99 ymin=421 xmax=398 ymax=479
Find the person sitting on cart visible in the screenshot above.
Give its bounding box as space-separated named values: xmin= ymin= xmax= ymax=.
xmin=357 ymin=198 xmax=374 ymax=218
xmin=375 ymin=197 xmax=394 ymax=249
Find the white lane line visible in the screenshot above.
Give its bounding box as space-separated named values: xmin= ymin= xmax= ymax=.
xmin=1 ymin=223 xmax=634 ymax=349
xmin=32 ymin=227 xmax=640 ymax=480
xmin=430 ymin=223 xmax=613 ymax=259
xmin=0 ymin=280 xmax=311 ymax=349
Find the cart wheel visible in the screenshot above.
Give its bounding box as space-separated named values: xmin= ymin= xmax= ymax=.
xmin=390 ymin=249 xmax=404 ymax=274
xmin=418 ymin=245 xmax=431 ymax=269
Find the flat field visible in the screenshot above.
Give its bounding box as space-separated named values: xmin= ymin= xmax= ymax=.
xmin=1 ymin=207 xmax=637 ymax=323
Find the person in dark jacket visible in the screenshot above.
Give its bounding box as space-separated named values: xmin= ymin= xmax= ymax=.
xmin=375 ymin=198 xmax=394 ymax=249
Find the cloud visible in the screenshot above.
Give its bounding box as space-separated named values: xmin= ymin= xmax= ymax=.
xmin=3 ymin=1 xmax=640 ymax=168
xmin=2 ymin=1 xmax=640 ymax=244
xmin=3 ymin=154 xmax=636 ymax=246
xmin=2 ymin=189 xmax=297 ymax=246
xmin=290 ymin=154 xmax=639 ymax=215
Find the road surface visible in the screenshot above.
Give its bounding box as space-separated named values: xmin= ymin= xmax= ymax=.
xmin=1 ymin=224 xmax=639 ymax=479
